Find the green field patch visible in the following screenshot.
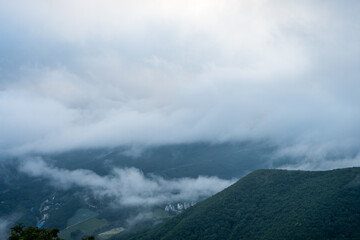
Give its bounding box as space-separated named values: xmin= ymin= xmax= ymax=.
xmin=98 ymin=227 xmax=125 ymax=239
xmin=60 ymin=217 xmax=110 ymax=240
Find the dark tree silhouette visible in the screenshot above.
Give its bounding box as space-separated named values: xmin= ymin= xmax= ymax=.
xmin=8 ymin=223 xmax=95 ymax=240
xmin=8 ymin=223 xmax=63 ymax=240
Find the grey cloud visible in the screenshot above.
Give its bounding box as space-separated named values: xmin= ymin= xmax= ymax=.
xmin=19 ymin=158 xmax=235 ymax=206
xmin=275 ymin=153 xmax=360 ymax=171
xmin=0 ymin=218 xmax=10 ymax=240
xmin=0 ymin=1 xmax=359 ymax=169
xmin=0 ymin=214 xmax=21 ymax=240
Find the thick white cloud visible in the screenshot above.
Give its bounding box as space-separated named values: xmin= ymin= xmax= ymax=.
xmin=0 ymin=0 xmax=359 ymax=168
xmin=19 ymin=158 xmax=235 ymax=206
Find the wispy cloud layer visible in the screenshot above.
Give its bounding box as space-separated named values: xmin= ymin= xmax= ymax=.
xmin=0 ymin=214 xmax=20 ymax=239
xmin=0 ymin=1 xmax=359 ymax=167
xmin=20 ymin=158 xmax=235 ymax=206
xmin=0 ymin=218 xmax=11 ymax=240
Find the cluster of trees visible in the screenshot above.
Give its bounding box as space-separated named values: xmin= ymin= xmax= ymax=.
xmin=8 ymin=224 xmax=95 ymax=240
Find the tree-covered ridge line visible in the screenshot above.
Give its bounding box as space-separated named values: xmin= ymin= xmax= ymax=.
xmin=130 ymin=167 xmax=360 ymax=240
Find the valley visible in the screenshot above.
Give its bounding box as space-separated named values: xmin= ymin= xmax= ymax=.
xmin=0 ymin=142 xmax=276 ymax=239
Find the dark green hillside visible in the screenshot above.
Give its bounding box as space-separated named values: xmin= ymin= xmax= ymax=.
xmin=130 ymin=167 xmax=360 ymax=240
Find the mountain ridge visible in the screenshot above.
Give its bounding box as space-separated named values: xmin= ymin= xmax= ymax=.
xmin=128 ymin=167 xmax=360 ymax=240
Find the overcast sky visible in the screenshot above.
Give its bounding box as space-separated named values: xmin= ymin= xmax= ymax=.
xmin=0 ymin=0 xmax=359 ymax=167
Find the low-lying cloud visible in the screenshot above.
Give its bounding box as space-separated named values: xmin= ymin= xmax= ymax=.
xmin=19 ymin=158 xmax=235 ymax=206
xmin=0 ymin=218 xmax=10 ymax=240
xmin=0 ymin=214 xmax=21 ymax=240
xmin=0 ymin=0 xmax=359 ymax=168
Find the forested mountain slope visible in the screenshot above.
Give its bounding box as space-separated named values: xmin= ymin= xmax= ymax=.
xmin=130 ymin=167 xmax=360 ymax=240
